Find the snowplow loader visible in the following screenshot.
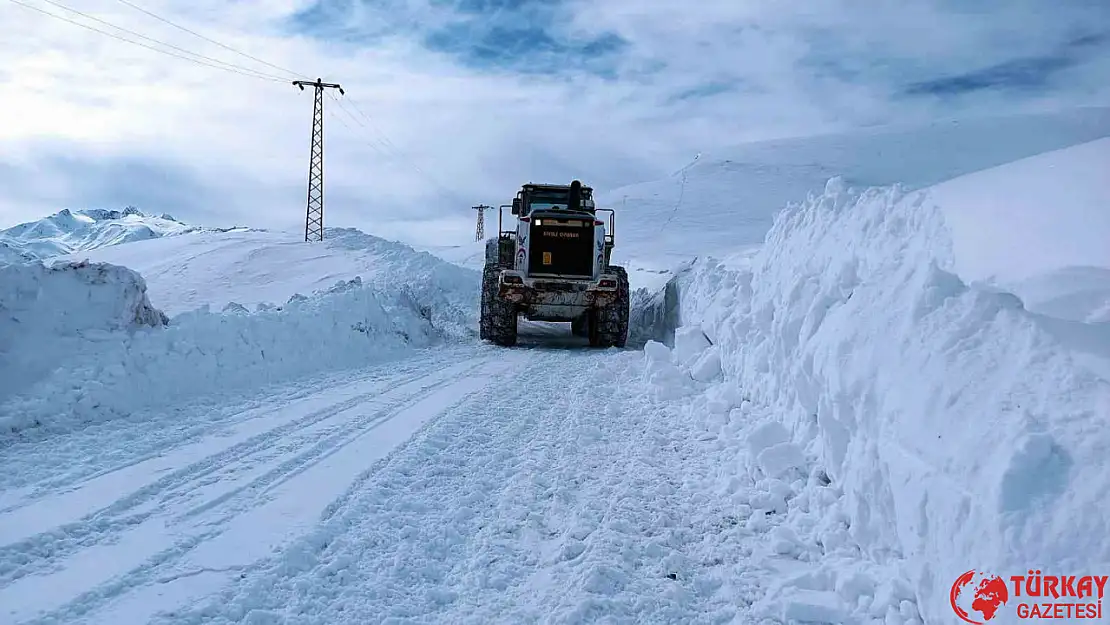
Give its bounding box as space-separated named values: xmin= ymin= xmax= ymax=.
xmin=480 ymin=180 xmax=629 ymax=348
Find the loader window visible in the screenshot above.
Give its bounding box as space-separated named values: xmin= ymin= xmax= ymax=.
xmin=530 ymin=201 xmax=567 ymax=211
xmin=523 ymin=187 xmax=594 ymax=214
xmin=527 ymin=191 xmax=570 ymax=213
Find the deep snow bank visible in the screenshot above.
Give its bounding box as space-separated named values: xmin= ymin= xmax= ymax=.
xmin=673 ymin=179 xmax=1110 ymax=622
xmin=0 ymin=267 xmax=476 ymax=441
xmin=0 ymin=260 xmax=168 ymax=404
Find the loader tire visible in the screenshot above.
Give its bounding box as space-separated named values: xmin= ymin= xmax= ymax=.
xmin=480 ymin=265 xmax=517 ymax=346
xmin=484 ymin=238 xmax=500 ymax=266
xmin=571 ymin=314 xmax=589 ymax=337
xmin=484 ymin=237 xmax=514 ymax=268
xmin=589 ymin=265 xmax=629 ymax=348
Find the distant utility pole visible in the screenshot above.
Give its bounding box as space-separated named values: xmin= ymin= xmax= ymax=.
xmin=472 ymin=204 xmax=491 ymax=241
xmin=293 ymin=78 xmax=344 ymax=242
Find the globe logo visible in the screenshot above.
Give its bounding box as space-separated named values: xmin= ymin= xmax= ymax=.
xmin=951 ymin=570 xmax=1010 ymax=623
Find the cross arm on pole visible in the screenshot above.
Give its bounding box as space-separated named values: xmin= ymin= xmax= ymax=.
xmin=293 ymin=78 xmax=344 ymax=94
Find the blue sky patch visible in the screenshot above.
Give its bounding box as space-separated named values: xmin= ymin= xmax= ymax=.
xmin=288 ymin=0 xmax=627 ymax=75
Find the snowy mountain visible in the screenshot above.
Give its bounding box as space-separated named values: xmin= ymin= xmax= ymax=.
xmin=0 ymin=206 xmax=201 ymax=262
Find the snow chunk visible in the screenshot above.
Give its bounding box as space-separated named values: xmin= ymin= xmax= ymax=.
xmin=673 ymin=325 xmax=712 ymax=366
xmin=746 ymin=421 xmax=790 ymax=455
xmin=782 ymin=590 xmax=849 ymax=623
xmin=689 ymin=347 xmax=722 ymax=382
xmin=643 ymin=339 xmax=672 ymax=363
xmin=757 ymin=442 xmax=806 ymax=478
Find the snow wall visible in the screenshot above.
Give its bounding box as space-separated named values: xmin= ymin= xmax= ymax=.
xmin=0 ymin=260 xmax=168 ymax=405
xmin=671 ymin=178 xmax=1110 ymax=622
xmin=0 ymin=261 xmax=477 ymax=442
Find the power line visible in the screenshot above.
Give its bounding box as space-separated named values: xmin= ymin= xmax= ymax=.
xmin=326 ymin=92 xmax=395 ymax=161
xmin=325 ymin=92 xmax=471 ymax=207
xmin=111 ymin=0 xmax=308 ymax=81
xmin=333 ymin=93 xmax=468 ymax=205
xmin=5 ymin=0 xmax=286 ymax=83
xmin=12 ymin=0 xmax=472 ymax=212
xmin=35 ymin=0 xmax=290 ymax=81
xmin=343 ymin=97 xmax=404 ymax=152
xmin=324 ymin=95 xmax=357 ymax=132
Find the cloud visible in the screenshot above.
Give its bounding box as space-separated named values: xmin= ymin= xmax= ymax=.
xmin=1 ymin=0 xmax=1108 ymax=246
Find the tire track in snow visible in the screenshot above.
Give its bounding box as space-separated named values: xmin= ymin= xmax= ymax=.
xmin=166 ymin=357 xmax=492 ymax=524
xmin=152 ymin=350 xmax=625 ymax=624
xmin=17 ymin=351 xmax=531 ymax=625
xmin=0 ymin=352 xmax=440 ymax=514
xmin=0 ymin=367 xmax=430 ymax=562
xmin=0 ymin=355 xmax=491 ymax=601
xmin=157 ymin=347 xmax=772 ymax=625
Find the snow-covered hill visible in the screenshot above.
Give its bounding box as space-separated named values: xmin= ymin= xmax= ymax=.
xmin=597 ymin=107 xmax=1110 ymax=289
xmin=928 ymin=136 xmax=1110 ymax=323
xmin=63 ymin=227 xmax=479 ymax=317
xmin=1 ymin=226 xmax=480 ymax=439
xmin=0 ymin=207 xmax=201 ymax=261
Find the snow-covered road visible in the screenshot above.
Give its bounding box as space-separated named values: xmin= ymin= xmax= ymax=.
xmin=0 ymin=322 xmax=910 ymax=624
xmin=0 ymin=345 xmax=530 ymax=623
xmin=1 ymin=342 xmax=661 ymax=623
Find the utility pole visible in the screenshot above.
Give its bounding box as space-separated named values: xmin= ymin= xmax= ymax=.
xmin=293 ymin=78 xmax=344 ymax=242
xmin=472 ymin=204 xmax=490 ymax=241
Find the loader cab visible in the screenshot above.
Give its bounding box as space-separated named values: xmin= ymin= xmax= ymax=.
xmin=512 ymin=182 xmax=596 ymax=217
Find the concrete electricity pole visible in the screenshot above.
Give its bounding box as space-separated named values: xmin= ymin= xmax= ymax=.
xmin=294 ymin=78 xmax=344 ymax=242
xmin=473 ymin=204 xmax=491 ymax=241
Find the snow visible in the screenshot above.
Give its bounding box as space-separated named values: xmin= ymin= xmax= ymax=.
xmin=597 ymin=106 xmax=1110 ymax=290
xmin=0 ymin=207 xmax=199 ymax=262
xmin=0 ymin=276 xmax=475 ymax=441
xmin=123 ymin=348 xmax=844 ymax=625
xmin=670 ymin=140 xmax=1110 ymax=622
xmin=0 ymin=352 xmax=519 ymax=623
xmin=928 ymin=137 xmax=1110 ymax=322
xmin=62 ymin=227 xmax=479 ymax=317
xmin=0 ymin=229 xmax=479 ymax=441
xmin=0 ymin=260 xmax=168 ymax=408
xmin=418 ymin=240 xmax=489 ymax=271
xmin=1 ymin=107 xmax=1108 ymax=624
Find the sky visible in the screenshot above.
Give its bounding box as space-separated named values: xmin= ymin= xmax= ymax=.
xmin=0 ymin=0 xmax=1108 ymax=247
